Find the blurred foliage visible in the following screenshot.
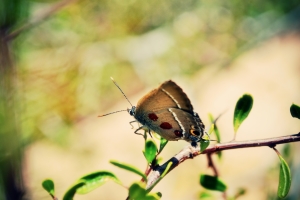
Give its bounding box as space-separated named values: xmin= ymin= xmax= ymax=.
xmin=1 ymin=1 xmax=299 ymax=198
xmin=1 ymin=0 xmax=30 ymax=199
xmin=13 ymin=0 xmax=300 ymax=146
xmin=0 ymin=0 xmax=29 ymax=31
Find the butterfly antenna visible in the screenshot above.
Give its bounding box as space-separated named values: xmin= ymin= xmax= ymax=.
xmin=98 ymin=110 xmax=128 ymax=117
xmin=110 ymin=77 xmax=133 ymax=107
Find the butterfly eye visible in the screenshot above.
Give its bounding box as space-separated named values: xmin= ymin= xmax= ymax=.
xmin=128 ymin=106 xmax=136 ymax=116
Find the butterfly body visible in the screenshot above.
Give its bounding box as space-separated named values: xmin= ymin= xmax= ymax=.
xmin=128 ymin=80 xmax=205 ymax=144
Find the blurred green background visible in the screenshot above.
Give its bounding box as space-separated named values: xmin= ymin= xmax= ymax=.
xmin=1 ymin=0 xmax=300 ymax=199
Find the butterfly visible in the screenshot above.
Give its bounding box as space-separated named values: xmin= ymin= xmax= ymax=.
xmin=99 ymin=78 xmax=205 ymax=147
xmin=127 ymin=80 xmax=205 ymax=146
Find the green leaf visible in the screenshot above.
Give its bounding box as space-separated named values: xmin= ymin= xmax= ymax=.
xmin=42 ymin=179 xmax=55 ymax=197
xmin=76 ymin=171 xmax=121 ymax=194
xmin=159 ymin=137 xmax=168 ymax=153
xmin=143 ymin=140 xmax=158 ymax=164
xmin=199 ymin=191 xmax=213 ymax=199
xmin=290 ymin=103 xmax=300 ymax=119
xmin=156 ymin=157 xmax=163 ymax=165
xmin=110 ymin=160 xmax=147 ymax=181
xmin=234 ymin=188 xmax=246 ymax=199
xmin=277 ymin=155 xmax=291 ymax=198
xmin=200 ymin=140 xmax=210 ymax=152
xmin=213 ymin=123 xmax=221 ymax=143
xmin=129 ymin=182 xmax=147 ymax=199
xmin=144 ymin=193 xmax=161 ymax=200
xmin=208 ymin=113 xmax=221 ymax=143
xmin=128 ymin=182 xmax=160 ymax=200
xmin=200 ymin=174 xmax=227 ymax=192
xmin=156 ymin=192 xmax=162 ymax=198
xmin=233 ymin=94 xmax=253 ymax=133
xmin=63 ymin=181 xmax=85 ymax=200
xmin=207 ymin=123 xmax=214 ymax=135
xmin=208 ymin=114 xmax=222 ymax=159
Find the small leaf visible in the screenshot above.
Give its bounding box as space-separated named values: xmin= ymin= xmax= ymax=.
xmin=143 ymin=140 xmax=157 ymax=164
xmin=208 ymin=113 xmax=221 ymax=143
xmin=200 ymin=174 xmax=227 ymax=192
xmin=156 ymin=192 xmax=162 ymax=198
xmin=76 ymin=171 xmax=121 ymax=194
xmin=42 ymin=179 xmax=55 ymax=197
xmin=207 ymin=124 xmax=214 ymax=135
xmin=63 ymin=181 xmax=85 ymax=200
xmin=129 ymin=182 xmax=161 ymax=200
xmin=159 ymin=137 xmax=168 ymax=153
xmin=144 ymin=193 xmax=161 ymax=200
xmin=214 ymin=125 xmax=221 ymax=143
xmin=290 ymin=103 xmax=300 ymax=119
xmin=199 ymin=191 xmax=213 ymax=199
xmin=277 ymin=154 xmax=291 ymax=198
xmin=129 ymin=182 xmax=147 ymax=199
xmin=208 ymin=114 xmax=222 ymax=159
xmin=156 ymin=157 xmax=163 ymax=165
xmin=200 ymin=140 xmax=210 ymax=152
xmin=110 ymin=160 xmax=147 ymax=181
xmin=234 ymin=188 xmax=246 ymax=199
xmin=233 ymin=94 xmax=253 ymax=133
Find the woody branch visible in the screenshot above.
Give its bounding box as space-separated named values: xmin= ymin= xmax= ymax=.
xmin=146 ymin=132 xmax=300 ymax=190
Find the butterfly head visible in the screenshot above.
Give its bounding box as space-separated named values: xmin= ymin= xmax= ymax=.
xmin=128 ymin=106 xmax=136 ymax=116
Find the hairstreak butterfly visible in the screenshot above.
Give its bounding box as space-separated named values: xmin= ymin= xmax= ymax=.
xmin=99 ymin=78 xmax=205 ymax=146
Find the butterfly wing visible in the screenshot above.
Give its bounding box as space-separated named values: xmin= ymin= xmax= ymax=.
xmin=136 ymin=80 xmax=193 ymax=113
xmin=159 ymin=80 xmax=194 ymax=112
xmin=135 ymin=108 xmax=204 ymax=142
xmin=167 ymin=108 xmax=205 ymax=142
xmin=133 ymin=80 xmax=204 ymax=142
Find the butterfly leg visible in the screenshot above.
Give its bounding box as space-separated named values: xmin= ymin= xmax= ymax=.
xmin=134 ymin=126 xmax=145 ymax=136
xmin=134 ymin=126 xmax=153 ymax=141
xmin=148 ymin=129 xmax=153 ymax=138
xmin=129 ymin=120 xmax=137 ymax=129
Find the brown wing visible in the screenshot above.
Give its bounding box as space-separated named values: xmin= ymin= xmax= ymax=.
xmin=136 ymin=108 xmax=204 ymax=142
xmin=159 ymin=80 xmax=193 ymax=112
xmin=136 ymin=80 xmax=194 ymax=114
xmin=146 ymin=109 xmax=183 ymax=141
xmin=168 ymin=108 xmax=205 ymax=140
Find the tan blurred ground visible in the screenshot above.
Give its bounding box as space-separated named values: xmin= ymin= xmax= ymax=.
xmin=24 ymin=33 xmax=300 ymax=200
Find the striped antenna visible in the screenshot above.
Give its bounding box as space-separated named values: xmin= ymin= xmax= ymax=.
xmin=110 ymin=77 xmax=133 ymax=107
xmin=98 ymin=110 xmax=128 ymax=117
xmin=98 ymin=78 xmax=133 ymax=118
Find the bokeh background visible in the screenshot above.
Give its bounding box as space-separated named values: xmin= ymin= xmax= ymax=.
xmin=1 ymin=0 xmax=300 ymax=199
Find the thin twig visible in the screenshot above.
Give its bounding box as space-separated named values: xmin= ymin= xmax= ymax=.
xmin=146 ymin=132 xmax=300 ymax=190
xmin=206 ymin=153 xmax=227 ymax=199
xmin=206 ymin=153 xmax=219 ymax=177
xmin=5 ymin=0 xmax=78 ymax=41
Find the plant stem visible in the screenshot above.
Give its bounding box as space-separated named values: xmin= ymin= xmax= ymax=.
xmin=146 ymin=132 xmax=300 ymax=190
